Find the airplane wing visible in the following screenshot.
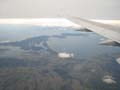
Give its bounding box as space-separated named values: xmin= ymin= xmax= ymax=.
xmin=69 ymin=17 xmax=120 ymax=44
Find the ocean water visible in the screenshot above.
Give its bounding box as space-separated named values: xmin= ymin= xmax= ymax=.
xmin=0 ymin=24 xmax=120 ymax=90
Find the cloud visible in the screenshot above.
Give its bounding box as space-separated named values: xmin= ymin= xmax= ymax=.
xmin=102 ymin=75 xmax=116 ymax=84
xmin=58 ymin=52 xmax=74 ymax=59
xmin=0 ymin=18 xmax=79 ymax=27
xmin=116 ymin=58 xmax=120 ymax=64
xmin=0 ymin=40 xmax=10 ymax=43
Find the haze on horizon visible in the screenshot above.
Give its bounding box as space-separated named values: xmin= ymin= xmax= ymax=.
xmin=0 ymin=0 xmax=120 ymax=19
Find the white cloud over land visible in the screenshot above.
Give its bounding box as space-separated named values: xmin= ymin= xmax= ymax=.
xmin=116 ymin=58 xmax=120 ymax=64
xmin=58 ymin=52 xmax=74 ymax=59
xmin=102 ymin=75 xmax=116 ymax=84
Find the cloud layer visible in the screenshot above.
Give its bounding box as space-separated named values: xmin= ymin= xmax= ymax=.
xmin=0 ymin=0 xmax=119 ymax=19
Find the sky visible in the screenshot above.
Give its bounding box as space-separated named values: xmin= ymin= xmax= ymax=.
xmin=0 ymin=0 xmax=120 ymax=19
